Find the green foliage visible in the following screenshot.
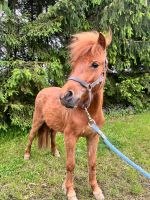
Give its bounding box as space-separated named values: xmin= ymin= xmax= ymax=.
xmin=118 ymin=73 xmax=150 ymax=111
xmin=0 ymin=61 xmax=50 ymax=130
xmin=0 ymin=0 xmax=149 ymax=131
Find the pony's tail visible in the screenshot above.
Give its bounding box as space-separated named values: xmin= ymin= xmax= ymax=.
xmin=38 ymin=123 xmax=51 ymax=149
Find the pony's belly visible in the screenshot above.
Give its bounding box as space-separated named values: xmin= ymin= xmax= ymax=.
xmin=44 ymin=108 xmax=66 ymax=132
xmin=46 ymin=118 xmax=64 ymax=132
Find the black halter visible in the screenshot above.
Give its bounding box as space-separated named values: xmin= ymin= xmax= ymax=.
xmin=68 ymin=59 xmax=108 ymax=109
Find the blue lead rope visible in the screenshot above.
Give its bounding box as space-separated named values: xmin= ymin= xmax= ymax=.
xmin=90 ymin=123 xmax=150 ymax=180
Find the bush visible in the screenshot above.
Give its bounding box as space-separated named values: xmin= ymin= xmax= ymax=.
xmin=0 ymin=0 xmax=149 ymax=131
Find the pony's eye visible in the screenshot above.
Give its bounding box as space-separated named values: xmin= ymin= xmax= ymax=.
xmin=91 ymin=62 xmax=99 ymax=68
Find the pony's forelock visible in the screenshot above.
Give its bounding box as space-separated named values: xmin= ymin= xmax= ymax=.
xmin=68 ymin=31 xmax=103 ymax=64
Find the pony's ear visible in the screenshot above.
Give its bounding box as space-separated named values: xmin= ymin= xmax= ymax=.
xmin=105 ymin=28 xmax=112 ymax=47
xmin=98 ymin=28 xmax=112 ymax=49
xmin=98 ymin=32 xmax=106 ymax=49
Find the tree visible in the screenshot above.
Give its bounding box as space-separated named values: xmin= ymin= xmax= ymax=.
xmin=0 ymin=0 xmax=149 ymax=131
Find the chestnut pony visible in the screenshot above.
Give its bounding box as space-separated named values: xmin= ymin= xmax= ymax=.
xmin=24 ymin=30 xmax=112 ymax=200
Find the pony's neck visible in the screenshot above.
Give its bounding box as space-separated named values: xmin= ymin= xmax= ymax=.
xmin=88 ymin=88 xmax=103 ymax=114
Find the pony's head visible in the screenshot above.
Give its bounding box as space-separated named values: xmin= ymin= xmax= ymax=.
xmin=60 ymin=30 xmax=112 ymax=109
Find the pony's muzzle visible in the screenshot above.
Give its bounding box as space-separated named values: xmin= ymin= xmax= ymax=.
xmin=60 ymin=90 xmax=76 ymax=108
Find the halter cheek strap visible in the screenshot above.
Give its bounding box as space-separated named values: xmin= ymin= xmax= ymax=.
xmin=68 ymin=59 xmax=108 ymax=108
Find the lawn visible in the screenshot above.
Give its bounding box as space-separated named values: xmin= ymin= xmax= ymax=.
xmin=0 ymin=111 xmax=150 ymax=200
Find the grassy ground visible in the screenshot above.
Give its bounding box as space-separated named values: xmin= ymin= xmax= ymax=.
xmin=0 ymin=111 xmax=150 ymax=200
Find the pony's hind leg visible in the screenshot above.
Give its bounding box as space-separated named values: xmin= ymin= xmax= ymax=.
xmin=50 ymin=130 xmax=60 ymax=157
xmin=24 ymin=110 xmax=43 ymax=160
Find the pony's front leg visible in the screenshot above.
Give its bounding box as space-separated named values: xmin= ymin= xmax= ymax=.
xmin=87 ymin=134 xmax=104 ymax=200
xmin=62 ymin=131 xmax=78 ymax=200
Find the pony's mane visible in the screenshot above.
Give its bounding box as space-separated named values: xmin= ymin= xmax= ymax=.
xmin=68 ymin=31 xmax=101 ymax=64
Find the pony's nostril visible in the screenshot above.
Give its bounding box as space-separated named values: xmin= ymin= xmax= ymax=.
xmin=67 ymin=90 xmax=73 ymax=97
xmin=64 ymin=90 xmax=74 ymax=101
xmin=60 ymin=90 xmax=75 ymax=108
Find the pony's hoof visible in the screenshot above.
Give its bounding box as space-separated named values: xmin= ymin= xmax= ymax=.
xmin=67 ymin=190 xmax=78 ymax=200
xmin=93 ymin=191 xmax=104 ymax=200
xmin=54 ymin=149 xmax=60 ymax=157
xmin=24 ymin=153 xmax=30 ymax=160
xmin=67 ymin=195 xmax=78 ymax=200
xmin=62 ymin=183 xmax=78 ymax=200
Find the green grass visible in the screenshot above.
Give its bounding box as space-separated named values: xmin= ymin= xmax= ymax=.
xmin=0 ymin=111 xmax=150 ymax=200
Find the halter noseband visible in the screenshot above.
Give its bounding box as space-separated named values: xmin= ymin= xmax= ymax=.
xmin=68 ymin=59 xmax=108 ymax=109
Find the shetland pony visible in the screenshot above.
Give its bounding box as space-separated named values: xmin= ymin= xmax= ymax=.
xmin=24 ymin=30 xmax=112 ymax=200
